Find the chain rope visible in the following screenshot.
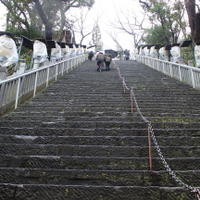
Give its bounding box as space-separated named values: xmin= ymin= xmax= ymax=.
xmin=114 ymin=62 xmax=200 ymax=200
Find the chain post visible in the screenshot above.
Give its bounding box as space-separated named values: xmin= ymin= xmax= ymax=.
xmin=148 ymin=123 xmax=153 ymax=170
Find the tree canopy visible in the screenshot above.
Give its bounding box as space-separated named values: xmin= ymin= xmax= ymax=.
xmin=1 ymin=0 xmax=95 ymax=40
xmin=139 ymin=0 xmax=186 ymax=45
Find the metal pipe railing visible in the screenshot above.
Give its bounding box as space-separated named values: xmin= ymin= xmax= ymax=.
xmin=135 ymin=54 xmax=200 ymax=90
xmin=0 ymin=54 xmax=87 ymax=114
xmin=114 ymin=60 xmax=200 ymax=199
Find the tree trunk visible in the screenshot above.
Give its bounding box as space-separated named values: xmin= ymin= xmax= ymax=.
xmin=33 ymin=0 xmax=53 ymax=40
xmin=61 ymin=30 xmax=73 ymax=43
xmin=184 ymin=0 xmax=200 ymax=42
xmin=33 ymin=0 xmax=53 ymax=59
xmin=194 ymin=13 xmax=200 ymax=43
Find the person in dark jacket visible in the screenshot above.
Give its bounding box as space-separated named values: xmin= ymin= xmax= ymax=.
xmin=104 ymin=53 xmax=112 ymax=71
xmin=88 ymin=51 xmax=94 ymax=61
xmin=96 ymin=51 xmax=105 ymax=71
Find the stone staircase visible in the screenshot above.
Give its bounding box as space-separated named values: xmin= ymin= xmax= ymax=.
xmin=0 ymin=60 xmax=199 ymax=199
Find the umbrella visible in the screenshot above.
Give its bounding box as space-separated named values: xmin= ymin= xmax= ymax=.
xmin=87 ymin=45 xmax=96 ymax=49
xmin=104 ymin=49 xmax=118 ymax=58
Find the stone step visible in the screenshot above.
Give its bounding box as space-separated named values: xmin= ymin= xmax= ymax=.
xmin=0 ymin=144 xmax=149 ymax=157
xmin=0 ymin=60 xmax=200 ymax=200
xmin=0 ymin=120 xmax=148 ymax=129
xmin=14 ymin=104 xmax=200 ymax=114
xmin=0 ymin=167 xmax=199 ymax=187
xmin=134 ymin=107 xmax=200 ymax=114
xmin=0 ymin=134 xmax=199 ymax=146
xmin=5 ymin=111 xmax=200 ymax=118
xmin=0 ymin=183 xmax=197 ymax=200
xmin=134 ymin=90 xmax=200 ymax=96
xmin=0 ymin=144 xmax=199 ymax=158
xmin=3 ymin=111 xmax=133 ymax=117
xmin=0 ymin=127 xmax=200 ymax=137
xmin=4 ymin=113 xmax=200 ymax=123
xmin=148 ymin=117 xmax=200 ymax=123
xmin=144 ymin=112 xmax=200 ymax=118
xmin=134 ymin=88 xmax=200 ymax=94
xmin=136 ymin=103 xmax=199 ymax=110
xmin=1 ymin=155 xmax=199 ymax=170
xmin=136 ymin=96 xmax=200 ymax=101
xmin=35 ymin=91 xmax=126 ymax=96
xmin=26 ymin=100 xmax=130 ymax=106
xmin=0 ymin=127 xmax=148 ymax=136
xmin=2 ymin=114 xmax=142 ymax=122
xmin=151 ymin=122 xmax=200 ymax=129
xmin=0 ymin=183 xmax=161 ymax=200
xmin=15 ymin=105 xmax=130 ymax=112
xmin=1 ymin=119 xmax=200 ymax=130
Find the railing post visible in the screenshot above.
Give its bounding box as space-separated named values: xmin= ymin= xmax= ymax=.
xmin=190 ymin=68 xmax=196 ymax=88
xmin=71 ymin=58 xmax=73 ymax=70
xmin=55 ymin=64 xmax=58 ymax=81
xmin=162 ymin=61 xmax=165 ymax=74
xmin=178 ymin=65 xmax=182 ymax=82
xmin=61 ymin=62 xmax=64 ymax=76
xmin=76 ymin=56 xmax=78 ymax=67
xmin=65 ymin=60 xmax=68 ymax=73
xmin=15 ymin=77 xmax=21 ymax=109
xmin=46 ymin=68 xmax=50 ymax=87
xmin=0 ymin=84 xmax=4 ymax=107
xmin=169 ymin=63 xmax=173 ymax=77
xmin=33 ymin=71 xmax=38 ymax=97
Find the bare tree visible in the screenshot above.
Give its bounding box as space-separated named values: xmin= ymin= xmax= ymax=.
xmin=107 ymin=32 xmax=124 ymax=51
xmin=69 ymin=7 xmax=95 ymax=45
xmin=110 ymin=8 xmax=146 ymax=48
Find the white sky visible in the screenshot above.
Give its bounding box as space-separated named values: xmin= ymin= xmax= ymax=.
xmin=85 ymin=0 xmax=143 ymax=50
xmin=0 ymin=4 xmax=6 ymax=30
xmin=0 ymin=0 xmax=143 ymax=51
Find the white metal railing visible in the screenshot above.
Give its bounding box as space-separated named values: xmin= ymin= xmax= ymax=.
xmin=0 ymin=54 xmax=87 ymax=114
xmin=135 ymin=54 xmax=200 ymax=90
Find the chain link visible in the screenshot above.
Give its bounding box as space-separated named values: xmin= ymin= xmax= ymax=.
xmin=114 ymin=63 xmax=200 ymax=199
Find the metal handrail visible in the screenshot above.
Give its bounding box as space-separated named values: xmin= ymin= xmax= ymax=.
xmin=0 ymin=54 xmax=87 ymax=115
xmin=135 ymin=54 xmax=200 ymax=90
xmin=113 ymin=61 xmax=200 ymax=200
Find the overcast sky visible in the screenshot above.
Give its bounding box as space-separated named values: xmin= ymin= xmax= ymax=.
xmin=85 ymin=0 xmax=143 ymax=50
xmin=0 ymin=0 xmax=143 ymax=51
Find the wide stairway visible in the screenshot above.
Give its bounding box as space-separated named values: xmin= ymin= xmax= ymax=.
xmin=0 ymin=60 xmax=199 ymax=199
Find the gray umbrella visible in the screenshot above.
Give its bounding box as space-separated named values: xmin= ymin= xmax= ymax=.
xmin=104 ymin=49 xmax=118 ymax=58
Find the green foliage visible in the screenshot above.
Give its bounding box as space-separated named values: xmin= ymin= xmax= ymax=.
xmin=181 ymin=46 xmax=194 ymax=65
xmin=142 ymin=0 xmax=186 ymax=45
xmin=20 ymin=47 xmax=33 ymax=69
xmin=143 ymin=25 xmax=171 ymax=44
xmin=1 ymin=0 xmax=95 ymax=40
xmin=6 ymin=26 xmax=43 ymax=40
